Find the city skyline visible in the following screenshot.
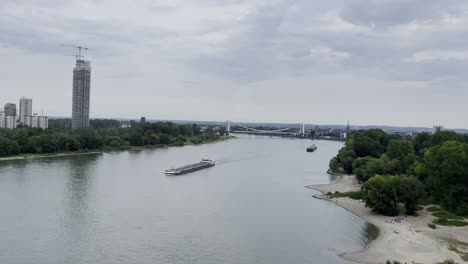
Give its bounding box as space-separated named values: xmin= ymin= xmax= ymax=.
xmin=0 ymin=97 xmax=49 ymax=129
xmin=1 ymin=1 xmax=468 ymax=128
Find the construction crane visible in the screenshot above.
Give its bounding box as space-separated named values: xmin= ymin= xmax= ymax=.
xmin=61 ymin=44 xmax=89 ymax=60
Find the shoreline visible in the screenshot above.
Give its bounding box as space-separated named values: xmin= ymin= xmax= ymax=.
xmin=0 ymin=136 xmax=234 ymax=162
xmin=306 ymin=175 xmax=468 ymax=264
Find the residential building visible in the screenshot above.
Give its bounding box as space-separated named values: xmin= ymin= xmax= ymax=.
xmin=141 ymin=117 xmax=146 ymax=123
xmin=38 ymin=115 xmax=48 ymax=129
xmin=25 ymin=113 xmax=48 ymax=129
xmin=19 ymin=97 xmax=32 ymax=125
xmin=432 ymin=125 xmax=444 ymax=134
xmin=0 ymin=110 xmax=5 ymax=128
xmin=5 ymin=115 xmax=17 ymax=129
xmin=4 ymin=103 xmax=17 ymax=116
xmin=72 ymin=59 xmax=91 ymax=129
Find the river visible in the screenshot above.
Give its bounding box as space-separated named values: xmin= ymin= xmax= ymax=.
xmin=0 ymin=135 xmax=370 ymax=264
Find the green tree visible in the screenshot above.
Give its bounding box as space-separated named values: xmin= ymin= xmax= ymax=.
xmin=362 ymin=175 xmax=400 ymax=216
xmin=158 ymin=134 xmax=171 ymax=144
xmin=348 ymin=129 xmax=389 ymax=157
xmin=143 ymin=133 xmax=160 ymax=145
xmin=128 ymin=129 xmax=144 ymax=146
xmin=423 ymin=141 xmax=468 ymax=214
xmin=74 ymin=127 xmax=103 ymax=150
xmin=329 ymin=157 xmax=340 ymax=173
xmin=386 ymin=140 xmax=414 ymax=160
xmin=0 ymin=136 xmax=20 ymax=156
xmin=353 ymin=157 xmax=385 ymax=182
xmin=384 ymin=140 xmax=417 ymax=175
xmin=413 ymin=132 xmax=432 ymax=155
xmin=397 ymin=176 xmax=426 ymax=215
xmin=336 ymin=147 xmax=356 ymax=174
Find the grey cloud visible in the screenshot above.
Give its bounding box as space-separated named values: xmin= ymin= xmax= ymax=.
xmin=340 ymin=0 xmax=463 ymax=28
xmin=1 ymin=0 xmax=468 ymax=127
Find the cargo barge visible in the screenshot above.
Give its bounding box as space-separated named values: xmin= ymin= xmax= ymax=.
xmin=306 ymin=144 xmax=317 ymax=152
xmin=165 ymin=159 xmax=215 ymax=175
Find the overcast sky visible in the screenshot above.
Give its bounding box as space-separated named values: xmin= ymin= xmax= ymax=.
xmin=1 ymin=0 xmax=468 ymax=128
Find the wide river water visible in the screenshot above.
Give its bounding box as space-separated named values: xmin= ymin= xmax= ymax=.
xmin=0 ymin=135 xmax=370 ymax=264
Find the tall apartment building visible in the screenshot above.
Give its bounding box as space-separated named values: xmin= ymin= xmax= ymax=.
xmin=4 ymin=103 xmax=17 ymax=116
xmin=19 ymin=97 xmax=32 ymax=125
xmin=72 ymin=59 xmax=91 ymax=129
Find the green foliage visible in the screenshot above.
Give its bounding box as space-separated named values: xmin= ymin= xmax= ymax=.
xmin=328 ymin=191 xmax=363 ymax=200
xmin=397 ymin=176 xmax=426 ymax=215
xmin=75 ymin=127 xmax=103 ymax=150
xmin=433 ymin=218 xmax=468 ymax=227
xmin=329 ymin=157 xmax=340 ymax=173
xmin=90 ymin=119 xmax=120 ymax=129
xmin=437 ymin=260 xmax=458 ymax=264
xmin=432 ymin=211 xmax=465 ymax=220
xmin=330 ymin=128 xmax=468 ymax=218
xmin=413 ymin=132 xmax=432 ymax=155
xmin=362 ymin=175 xmax=400 ymax=216
xmin=0 ymin=119 xmax=222 ymax=157
xmin=335 ymin=147 xmax=356 ymax=174
xmin=385 ymin=139 xmax=416 ymax=174
xmin=437 ymin=259 xmax=458 ymax=264
xmin=386 ymin=139 xmax=414 ymax=160
xmin=427 ymin=206 xmax=441 ymax=212
xmin=0 ymin=136 xmax=20 ymax=156
xmin=48 ymin=118 xmax=71 ymax=129
xmin=352 ymin=157 xmax=385 ymax=182
xmin=348 ymin=129 xmax=389 ymax=158
xmin=423 ymin=141 xmax=468 ymax=214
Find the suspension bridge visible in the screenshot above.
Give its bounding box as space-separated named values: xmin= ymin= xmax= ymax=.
xmin=225 ymin=120 xmax=310 ymax=138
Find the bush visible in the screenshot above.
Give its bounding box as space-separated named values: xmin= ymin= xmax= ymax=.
xmin=432 ymin=211 xmax=465 ymax=220
xmin=437 ymin=259 xmax=458 ymax=264
xmin=427 ymin=206 xmax=441 ymax=212
xmin=433 ymin=218 xmax=468 ymax=227
xmin=329 ymin=191 xmax=363 ymax=200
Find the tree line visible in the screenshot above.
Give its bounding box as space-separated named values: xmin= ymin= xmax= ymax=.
xmin=329 ymin=129 xmax=468 ymax=216
xmin=0 ymin=119 xmax=227 ymax=157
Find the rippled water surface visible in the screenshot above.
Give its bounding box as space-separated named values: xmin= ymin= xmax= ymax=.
xmin=0 ymin=135 xmax=369 ymax=264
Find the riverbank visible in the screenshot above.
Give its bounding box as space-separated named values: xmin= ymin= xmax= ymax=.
xmin=0 ymin=136 xmax=234 ymax=162
xmin=306 ymin=175 xmax=468 ymax=264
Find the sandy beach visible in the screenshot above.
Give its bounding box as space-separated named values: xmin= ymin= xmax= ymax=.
xmin=306 ymin=175 xmax=468 ymax=264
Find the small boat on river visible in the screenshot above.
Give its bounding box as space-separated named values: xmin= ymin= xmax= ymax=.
xmin=165 ymin=159 xmax=215 ymax=175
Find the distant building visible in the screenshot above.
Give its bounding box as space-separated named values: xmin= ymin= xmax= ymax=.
xmin=341 ymin=132 xmax=347 ymax=140
xmin=19 ymin=97 xmax=32 ymax=125
xmin=0 ymin=110 xmax=5 ymax=128
xmin=5 ymin=115 xmax=17 ymax=129
xmin=432 ymin=125 xmax=444 ymax=134
xmin=4 ymin=103 xmax=17 ymax=116
xmin=25 ymin=113 xmax=48 ymax=129
xmin=72 ymin=59 xmax=91 ymax=129
xmin=38 ymin=115 xmax=48 ymax=129
xmin=141 ymin=117 xmax=146 ymax=123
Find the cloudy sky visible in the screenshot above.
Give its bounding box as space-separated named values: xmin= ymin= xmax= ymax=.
xmin=1 ymin=0 xmax=468 ymax=128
